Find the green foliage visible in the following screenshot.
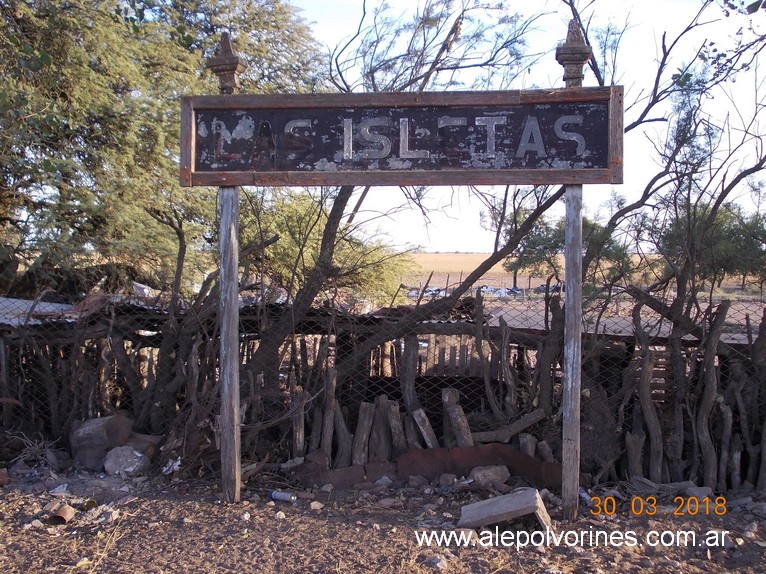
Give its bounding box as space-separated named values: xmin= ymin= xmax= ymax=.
xmin=0 ymin=0 xmax=328 ymax=300
xmin=503 ymin=214 xmax=631 ymax=286
xmin=240 ymin=188 xmax=414 ymax=308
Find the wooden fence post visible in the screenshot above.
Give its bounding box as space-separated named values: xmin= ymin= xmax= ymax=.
xmin=556 ymin=20 xmax=592 ymax=521
xmin=206 ymin=33 xmax=247 ymax=503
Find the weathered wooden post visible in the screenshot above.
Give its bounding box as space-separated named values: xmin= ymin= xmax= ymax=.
xmin=556 ymin=21 xmax=592 ymax=521
xmin=206 ymin=33 xmax=247 ymax=503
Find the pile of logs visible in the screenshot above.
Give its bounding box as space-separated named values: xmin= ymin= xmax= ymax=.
xmin=292 ymin=367 xmax=550 ymax=472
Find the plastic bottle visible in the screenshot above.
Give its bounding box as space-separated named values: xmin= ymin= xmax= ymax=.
xmin=268 ymin=490 xmax=297 ymax=502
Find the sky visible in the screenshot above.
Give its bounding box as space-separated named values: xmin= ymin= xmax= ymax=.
xmin=287 ymin=0 xmax=756 ymax=252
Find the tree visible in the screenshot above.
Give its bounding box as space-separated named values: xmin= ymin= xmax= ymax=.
xmin=239 ymin=186 xmax=414 ymax=310
xmin=0 ymin=0 xmax=207 ymax=298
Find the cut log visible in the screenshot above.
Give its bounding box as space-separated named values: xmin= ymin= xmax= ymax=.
xmin=308 ymin=404 xmax=323 ymax=453
xmin=625 ymin=430 xmax=645 ymax=478
xmin=291 ymin=385 xmax=306 ymax=459
xmin=441 ymin=388 xmax=460 ymax=447
xmin=536 ymin=440 xmax=555 ymax=462
xmin=320 ymin=369 xmax=338 ymax=462
xmin=400 ymin=335 xmax=420 ymax=414
xmin=729 ymin=434 xmax=743 ymax=491
xmin=458 ymin=487 xmax=552 ymax=531
xmin=351 ymin=402 xmax=375 ymax=465
xmin=717 ymin=402 xmax=733 ymax=492
xmin=369 ymin=395 xmax=393 ymax=462
xmin=403 ymin=416 xmax=423 ymax=450
xmin=412 ymin=408 xmax=440 ymax=448
xmin=333 ymin=407 xmax=353 ymax=468
xmin=446 ymin=404 xmax=474 ymax=447
xmin=386 ymin=400 xmax=408 ymax=457
xmin=518 ymin=433 xmax=537 ymax=458
xmin=471 ymin=408 xmax=545 ymax=443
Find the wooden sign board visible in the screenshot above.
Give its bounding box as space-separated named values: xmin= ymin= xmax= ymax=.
xmin=180 ymin=87 xmax=622 ymax=187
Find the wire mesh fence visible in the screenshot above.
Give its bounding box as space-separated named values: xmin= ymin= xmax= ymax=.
xmin=1 ymin=283 xmax=765 ymax=490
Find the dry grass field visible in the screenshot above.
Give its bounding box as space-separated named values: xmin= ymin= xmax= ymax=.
xmin=402 ymin=252 xmax=536 ymax=292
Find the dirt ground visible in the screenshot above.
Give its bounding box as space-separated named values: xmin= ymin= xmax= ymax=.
xmin=2 ymin=462 xmax=765 ymax=574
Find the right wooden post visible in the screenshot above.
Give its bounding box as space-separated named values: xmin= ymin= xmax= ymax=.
xmin=556 ymin=20 xmax=592 ymax=521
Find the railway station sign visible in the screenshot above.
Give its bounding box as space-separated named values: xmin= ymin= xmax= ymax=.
xmin=180 ymin=86 xmax=622 ymax=187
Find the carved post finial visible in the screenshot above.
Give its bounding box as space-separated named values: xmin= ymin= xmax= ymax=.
xmin=205 ymin=32 xmax=248 ymax=95
xmin=555 ymin=20 xmax=592 ymax=88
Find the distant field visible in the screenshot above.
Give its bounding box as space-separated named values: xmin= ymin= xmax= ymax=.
xmin=402 ymin=252 xmax=536 ymax=290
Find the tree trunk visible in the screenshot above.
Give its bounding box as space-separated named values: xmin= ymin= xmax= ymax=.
xmin=637 ymin=348 xmax=663 ymax=483
xmin=696 ymin=301 xmax=730 ymax=489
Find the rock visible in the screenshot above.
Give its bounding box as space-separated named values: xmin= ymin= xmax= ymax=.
xmin=124 ymin=433 xmax=162 ymax=460
xmin=309 ymin=501 xmax=325 ymax=511
xmin=48 ymin=483 xmax=70 ymax=496
xmin=439 ymin=473 xmax=457 ymax=487
xmin=274 ymin=511 xmax=286 ymax=520
xmin=70 ymin=413 xmax=133 ymax=471
xmin=407 ymin=475 xmax=430 ymax=488
xmin=685 ymin=485 xmax=713 ymax=500
xmin=728 ymin=496 xmax=753 ymax=508
xmin=365 ymin=462 xmax=398 ymax=483
xmin=8 ymin=460 xmax=32 ymax=476
xmin=425 ymin=554 xmax=450 ymax=570
xmin=746 ymin=501 xmax=766 ymax=518
xmin=374 ymin=475 xmax=394 ymax=488
xmin=104 ymin=446 xmax=149 ymax=478
xmin=468 ymin=465 xmax=510 ymax=489
xmin=379 ymin=497 xmax=403 ymax=508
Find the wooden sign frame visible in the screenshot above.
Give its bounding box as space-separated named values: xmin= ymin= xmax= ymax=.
xmin=180 ymin=87 xmax=622 ymax=187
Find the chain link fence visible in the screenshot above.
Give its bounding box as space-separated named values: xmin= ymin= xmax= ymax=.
xmin=1 ymin=281 xmax=765 ymax=490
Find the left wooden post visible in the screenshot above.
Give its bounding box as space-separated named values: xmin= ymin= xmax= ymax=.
xmin=206 ymin=33 xmax=248 ymax=503
xmin=556 ymin=21 xmax=592 ymax=522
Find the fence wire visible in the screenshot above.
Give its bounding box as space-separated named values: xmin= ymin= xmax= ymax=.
xmin=1 ymin=284 xmax=765 ymax=489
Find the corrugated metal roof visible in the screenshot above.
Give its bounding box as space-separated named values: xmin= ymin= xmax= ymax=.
xmin=0 ymin=297 xmax=76 ymax=328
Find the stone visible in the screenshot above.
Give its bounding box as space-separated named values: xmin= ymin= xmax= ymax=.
xmin=747 ymin=502 xmax=766 ymax=517
xmin=439 ymin=473 xmax=457 ymax=487
xmin=728 ymin=496 xmax=753 ymax=508
xmin=124 ymin=433 xmax=162 ymax=460
xmin=104 ymin=446 xmax=149 ymax=478
xmin=408 ymin=475 xmax=430 ymax=488
xmin=70 ymin=413 xmax=133 ymax=471
xmin=374 ymin=475 xmax=394 ymax=488
xmin=365 ymin=462 xmax=398 ymax=483
xmin=379 ymin=497 xmax=403 ymax=508
xmin=468 ymin=465 xmax=510 ymax=489
xmin=425 ymin=554 xmax=449 ymax=570
xmin=685 ymin=485 xmax=713 ymax=500
xmin=8 ymin=461 xmax=32 ymax=476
